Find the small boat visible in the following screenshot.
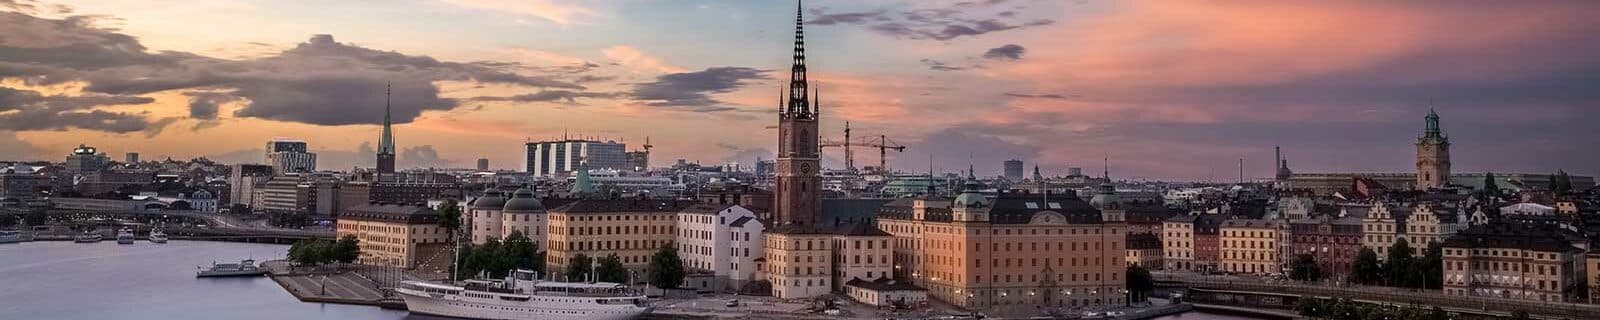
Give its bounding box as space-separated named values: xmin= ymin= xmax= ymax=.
xmin=0 ymin=230 xmax=20 ymax=244
xmin=116 ymin=227 xmax=135 ymax=244
xmin=74 ymin=231 xmax=102 ymax=243
xmin=197 ymin=259 xmax=267 ymax=278
xmin=148 ymin=229 xmax=168 ymax=243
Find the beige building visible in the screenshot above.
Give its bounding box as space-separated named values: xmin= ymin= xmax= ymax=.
xmin=876 ymin=187 xmax=1127 ymax=312
xmin=545 ymin=199 xmax=689 ymax=280
xmin=1219 ymin=219 xmax=1280 ymax=275
xmin=1162 ymin=216 xmax=1196 ymax=271
xmin=1442 ymin=223 xmax=1586 ymax=302
xmin=1365 ymin=201 xmax=1468 ymax=259
xmin=1126 ymin=233 xmax=1162 ymax=269
xmin=830 ymin=222 xmax=895 ymax=291
xmin=1363 ymin=202 xmax=1410 ymax=257
xmin=844 ymin=278 xmax=928 ymax=307
xmin=336 ymin=203 xmax=450 ymax=269
xmin=764 ymin=231 xmax=834 ymax=299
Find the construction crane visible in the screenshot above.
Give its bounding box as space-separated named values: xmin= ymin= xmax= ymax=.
xmin=820 ymin=121 xmax=906 ymax=172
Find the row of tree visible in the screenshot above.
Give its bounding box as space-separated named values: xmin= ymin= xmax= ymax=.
xmin=455 ymin=230 xmax=544 ymax=279
xmin=1294 ymin=296 xmax=1468 ymax=320
xmin=1125 ymin=265 xmax=1154 ymax=303
xmin=288 ymin=235 xmax=361 ymax=267
xmin=1349 ymin=239 xmax=1443 ymax=289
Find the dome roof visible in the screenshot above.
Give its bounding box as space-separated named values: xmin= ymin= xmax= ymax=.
xmin=473 ymin=188 xmax=507 ymax=210
xmin=502 ymin=187 xmax=546 ymax=212
xmin=953 ymin=191 xmax=986 ymax=208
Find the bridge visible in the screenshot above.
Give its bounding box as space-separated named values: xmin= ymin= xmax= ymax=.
xmin=6 ymin=208 xmax=335 ymax=242
xmin=1154 ymin=271 xmax=1599 ymax=319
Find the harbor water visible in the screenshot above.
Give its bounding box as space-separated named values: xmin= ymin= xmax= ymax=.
xmin=0 ymin=241 xmax=1262 ymax=320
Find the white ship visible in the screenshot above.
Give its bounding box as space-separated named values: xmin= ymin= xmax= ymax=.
xmin=0 ymin=230 xmax=20 ymax=244
xmin=116 ymin=227 xmax=135 ymax=244
xmin=396 ymin=269 xmax=651 ymax=320
xmin=148 ymin=229 xmax=168 ymax=243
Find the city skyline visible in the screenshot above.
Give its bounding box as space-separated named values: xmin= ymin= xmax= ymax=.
xmin=1 ymin=0 xmax=1598 ymax=180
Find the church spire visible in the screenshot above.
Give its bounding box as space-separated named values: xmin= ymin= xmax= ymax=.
xmin=1423 ymin=106 xmax=1442 ymax=138
xmin=783 ymin=0 xmax=812 ymax=119
xmin=379 ymin=82 xmax=395 ymax=155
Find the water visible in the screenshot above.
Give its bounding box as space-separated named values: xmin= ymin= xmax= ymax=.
xmin=1 ymin=241 xmax=1258 ymax=320
xmin=0 ymin=241 xmax=411 ymax=320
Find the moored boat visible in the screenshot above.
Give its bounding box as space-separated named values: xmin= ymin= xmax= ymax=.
xmin=116 ymin=227 xmax=135 ymax=244
xmin=396 ymin=269 xmax=651 ymax=320
xmin=0 ymin=230 xmax=19 ymax=244
xmin=148 ymin=229 xmax=168 ymax=243
xmin=196 ymin=259 xmax=267 ymax=277
xmin=74 ymin=231 xmax=102 ymax=243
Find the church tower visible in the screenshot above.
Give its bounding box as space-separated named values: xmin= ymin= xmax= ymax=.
xmin=773 ymin=0 xmax=821 ymax=229
xmin=1415 ymin=107 xmax=1451 ymax=190
xmin=376 ymin=83 xmax=397 ymax=176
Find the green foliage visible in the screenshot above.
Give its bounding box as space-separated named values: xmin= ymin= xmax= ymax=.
xmin=334 ymin=234 xmax=361 ymax=264
xmin=567 ymin=254 xmax=593 ymax=282
xmin=648 ymin=244 xmax=685 ymax=289
xmin=502 ymin=231 xmax=544 ymax=274
xmin=1125 ymin=265 xmax=1154 ymax=303
xmin=1290 ymin=254 xmax=1323 ymax=282
xmin=1480 ymin=172 xmax=1502 ymax=202
xmin=455 ymin=234 xmax=547 ymax=280
xmin=1350 ymin=248 xmax=1383 ymax=285
xmin=435 ymin=200 xmax=462 ymax=233
xmin=287 ymin=239 xmax=342 ymax=266
xmin=596 ymin=254 xmax=628 ymax=283
xmin=1552 ymin=170 xmax=1573 ymax=195
xmin=24 ymin=209 xmax=48 ymax=226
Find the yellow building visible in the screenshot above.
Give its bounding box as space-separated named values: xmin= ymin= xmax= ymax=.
xmin=1125 ymin=233 xmax=1162 ymax=269
xmin=545 ymin=199 xmax=690 ymax=281
xmin=1162 ymin=216 xmax=1196 ymax=271
xmin=335 ymin=203 xmax=451 ymax=269
xmin=1442 ymin=223 xmax=1586 ymax=302
xmin=876 ymin=186 xmax=1127 ymax=312
xmin=764 ymin=230 xmax=834 ymax=299
xmin=1219 ymin=219 xmax=1280 ymax=275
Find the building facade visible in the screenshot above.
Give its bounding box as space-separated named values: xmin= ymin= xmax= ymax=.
xmin=544 ymin=199 xmax=689 ymax=280
xmin=265 ymin=138 xmax=317 ymax=173
xmin=1003 ymin=159 xmax=1024 ymax=181
xmin=1288 ymin=216 xmax=1363 ymax=281
xmin=335 ymin=203 xmax=450 ymax=269
xmin=1415 ymin=108 xmax=1451 ymax=190
xmin=676 ymin=204 xmax=765 ymax=291
xmin=1162 ymin=216 xmax=1196 ymax=271
xmin=1219 ymin=219 xmax=1280 ymax=275
xmin=525 ymin=139 xmax=628 ymax=177
xmin=1441 ymin=223 xmax=1586 ymax=302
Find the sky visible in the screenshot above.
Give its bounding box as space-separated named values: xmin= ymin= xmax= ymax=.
xmin=0 ymin=0 xmax=1596 ymax=181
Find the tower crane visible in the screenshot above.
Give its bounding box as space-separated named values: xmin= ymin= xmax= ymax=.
xmin=820 ymin=121 xmax=906 ymax=173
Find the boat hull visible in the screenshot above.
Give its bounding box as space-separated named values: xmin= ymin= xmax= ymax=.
xmin=397 ymin=288 xmax=650 ymax=320
xmin=196 ymin=270 xmax=267 ymax=278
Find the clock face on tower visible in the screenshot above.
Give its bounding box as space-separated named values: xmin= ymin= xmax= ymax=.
xmin=799 ymin=162 xmax=812 ymax=174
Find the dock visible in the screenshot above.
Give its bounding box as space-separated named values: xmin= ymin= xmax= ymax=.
xmin=261 ymin=260 xmax=399 ymax=307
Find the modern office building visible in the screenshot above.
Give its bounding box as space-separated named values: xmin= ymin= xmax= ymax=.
xmin=1003 ymin=159 xmax=1024 ymax=181
xmin=265 ymin=138 xmax=317 ymax=173
xmin=228 ymin=164 xmax=274 ymax=207
xmin=64 ymin=144 xmax=109 ymax=174
xmin=124 ymin=152 xmax=139 ymax=164
xmin=477 ymin=158 xmax=489 ymax=171
xmin=525 ymin=139 xmax=628 ymax=176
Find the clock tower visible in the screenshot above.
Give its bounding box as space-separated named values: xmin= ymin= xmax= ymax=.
xmin=1415 ymin=107 xmax=1451 ymax=190
xmin=774 ymin=0 xmax=821 ymax=229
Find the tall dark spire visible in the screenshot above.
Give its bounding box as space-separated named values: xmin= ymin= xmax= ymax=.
xmin=783 ymin=0 xmax=812 ymax=119
xmin=379 ymin=82 xmax=395 ymax=155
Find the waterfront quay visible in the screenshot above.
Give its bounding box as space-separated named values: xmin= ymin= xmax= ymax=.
xmin=1157 ymin=271 xmax=1600 ymax=319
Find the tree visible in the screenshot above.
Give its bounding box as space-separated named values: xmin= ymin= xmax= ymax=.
xmin=566 ymin=254 xmax=593 ymax=282
xmin=435 ymin=200 xmax=462 ymax=239
xmin=596 ymin=254 xmax=628 ymax=283
xmin=1552 ymin=170 xmax=1573 ymax=195
xmin=1290 ymin=254 xmax=1324 ymax=282
xmin=1479 ymin=172 xmax=1502 ymax=203
xmin=1509 ymin=310 xmax=1531 ymax=320
xmin=1351 ymin=248 xmax=1383 ymax=285
xmin=1125 ymin=265 xmax=1154 ymax=303
xmin=23 ymin=209 xmax=47 ymax=226
xmin=1385 ymin=239 xmax=1416 ymax=287
xmin=503 ymin=231 xmax=544 ymax=275
xmin=1419 ymin=242 xmax=1443 ymax=289
xmin=334 ymin=234 xmax=361 ymax=266
xmin=648 ymin=244 xmax=685 ymax=289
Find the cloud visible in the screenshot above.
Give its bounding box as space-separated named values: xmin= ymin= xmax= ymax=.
xmin=919 ymin=59 xmax=966 ymax=71
xmin=809 ymin=3 xmax=1052 ymax=41
xmin=0 ymin=86 xmax=159 ymax=132
xmin=602 ymin=45 xmax=685 ymax=74
xmin=471 ymin=90 xmax=619 ymax=104
xmin=437 ymin=0 xmax=599 ymax=25
xmin=1002 ymin=92 xmax=1071 ymax=99
xmin=983 ymin=44 xmax=1025 ymax=60
xmin=183 ymin=92 xmax=237 ymax=120
xmin=400 ymin=145 xmax=453 ymax=168
xmin=630 ymin=67 xmax=768 ymax=109
xmin=0 ymin=11 xmax=595 ymax=129
xmin=0 ymin=130 xmax=44 ymax=161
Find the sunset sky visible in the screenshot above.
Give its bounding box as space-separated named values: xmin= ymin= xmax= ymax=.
xmin=1 ymin=0 xmax=1596 ymax=180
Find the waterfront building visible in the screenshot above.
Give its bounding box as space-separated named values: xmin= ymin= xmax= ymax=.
xmin=265 ymin=138 xmax=317 ymax=173
xmin=544 ymin=199 xmax=690 ymax=280
xmin=875 ymin=187 xmax=1128 ymax=310
xmin=1441 ymin=223 xmax=1587 ymax=302
xmin=525 ymin=139 xmax=628 ymax=177
xmin=229 ymin=164 xmax=274 ymax=207
xmin=1162 ymin=215 xmax=1196 ymax=271
xmin=1003 ymin=159 xmax=1023 ymax=181
xmin=1193 ymin=215 xmax=1221 ymax=273
xmin=1219 ymin=219 xmax=1280 ymax=275
xmin=1126 ymin=233 xmax=1162 ymax=269
xmin=500 ymin=187 xmax=548 ymax=250
xmin=1287 ymin=216 xmax=1363 ymax=280
xmin=0 ymin=170 xmax=50 ymax=201
xmin=64 ymin=144 xmax=109 ymax=174
xmin=676 ymin=204 xmax=764 ymax=291
xmin=336 ymin=203 xmax=450 ymax=269
xmin=188 ymin=189 xmax=218 ymax=213
xmin=843 ymin=278 xmax=928 ymax=307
